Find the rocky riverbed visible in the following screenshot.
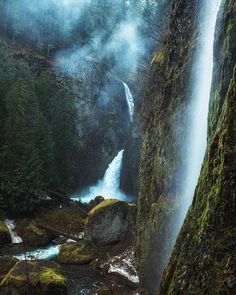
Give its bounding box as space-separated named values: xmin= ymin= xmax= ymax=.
xmin=0 ymin=197 xmax=141 ymax=295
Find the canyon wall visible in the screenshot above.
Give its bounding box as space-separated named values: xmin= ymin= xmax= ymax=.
xmin=136 ymin=0 xmax=200 ymax=293
xmin=159 ymin=0 xmax=236 ymax=293
xmin=136 ymin=0 xmax=236 ymax=294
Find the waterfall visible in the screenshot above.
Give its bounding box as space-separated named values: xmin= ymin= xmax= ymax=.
xmin=122 ymin=82 xmax=134 ymax=121
xmin=5 ymin=219 xmax=23 ymax=244
xmin=102 ymin=150 xmax=124 ymax=192
xmin=72 ymin=150 xmax=128 ymax=203
xmin=180 ymin=1 xmax=222 ymax=218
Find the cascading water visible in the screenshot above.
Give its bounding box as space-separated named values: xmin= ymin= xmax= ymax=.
xmin=5 ymin=219 xmax=23 ymax=244
xmin=122 ymin=82 xmax=134 ymax=121
xmin=16 ymin=244 xmax=60 ymax=261
xmin=72 ymin=150 xmax=128 ymax=203
xmin=179 ymin=1 xmax=222 ymax=219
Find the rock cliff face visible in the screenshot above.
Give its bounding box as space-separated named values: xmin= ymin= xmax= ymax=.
xmin=136 ymin=0 xmax=234 ymax=294
xmin=159 ymin=1 xmax=236 ymax=294
xmin=136 ymin=1 xmax=201 ymax=293
xmin=120 ymin=119 xmax=142 ymax=197
xmin=136 ymin=0 xmax=236 ymax=294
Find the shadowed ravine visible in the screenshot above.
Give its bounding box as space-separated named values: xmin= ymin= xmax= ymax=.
xmin=0 ymin=0 xmax=235 ymax=294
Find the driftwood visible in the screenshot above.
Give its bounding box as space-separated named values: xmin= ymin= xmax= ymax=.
xmin=37 ymin=223 xmax=83 ymax=242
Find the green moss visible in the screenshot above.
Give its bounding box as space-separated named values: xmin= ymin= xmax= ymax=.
xmin=137 ymin=1 xmax=236 ymax=294
xmin=58 ymin=242 xmax=96 ymax=265
xmin=0 ymin=220 xmax=11 ymax=246
xmin=89 ymin=199 xmax=119 ymax=216
xmin=159 ymin=68 xmax=236 ymax=294
xmin=38 ymin=268 xmax=66 ymax=286
xmin=1 ymin=261 xmax=67 ymax=294
xmin=0 ymin=221 xmax=9 ymax=234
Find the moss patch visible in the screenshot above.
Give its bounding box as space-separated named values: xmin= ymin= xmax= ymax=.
xmin=89 ymin=199 xmax=120 ymax=216
xmin=0 ymin=260 xmax=67 ymax=295
xmin=38 ymin=267 xmax=66 ymax=286
xmin=58 ymin=242 xmax=96 ymax=265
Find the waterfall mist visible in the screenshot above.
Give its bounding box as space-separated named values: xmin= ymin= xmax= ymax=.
xmin=178 ymin=1 xmax=222 ymax=224
xmin=2 ymin=0 xmax=166 ymax=106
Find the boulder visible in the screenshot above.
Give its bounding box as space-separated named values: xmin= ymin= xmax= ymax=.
xmin=85 ymin=199 xmax=136 ymax=246
xmin=89 ymin=196 xmax=105 ymax=208
xmin=0 ymin=260 xmax=67 ymax=295
xmin=57 ymin=241 xmax=96 ymax=265
xmin=0 ymin=221 xmax=11 ymax=247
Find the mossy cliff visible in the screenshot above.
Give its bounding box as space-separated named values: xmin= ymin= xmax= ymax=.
xmin=135 ymin=0 xmax=201 ymax=294
xmin=159 ymin=1 xmax=236 ymax=294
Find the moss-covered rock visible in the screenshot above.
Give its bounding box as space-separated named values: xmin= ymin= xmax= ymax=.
xmin=0 ymin=256 xmax=19 ymax=282
xmin=18 ymin=222 xmax=51 ymax=247
xmin=14 ymin=203 xmax=86 ymax=247
xmin=89 ymin=196 xmax=105 ymax=208
xmin=85 ymin=200 xmax=136 ymax=246
xmin=0 ymin=260 xmax=67 ymax=295
xmin=0 ymin=221 xmax=11 ymax=247
xmin=57 ymin=242 xmax=96 ymax=265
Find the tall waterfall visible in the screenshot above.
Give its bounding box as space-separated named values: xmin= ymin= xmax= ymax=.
xmin=180 ymin=1 xmax=222 ymax=218
xmin=73 ymin=150 xmax=128 ymax=203
xmin=5 ymin=219 xmax=23 ymax=244
xmin=122 ymin=82 xmax=134 ymax=121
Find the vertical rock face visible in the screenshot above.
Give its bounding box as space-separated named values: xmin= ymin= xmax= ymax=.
xmin=120 ymin=123 xmax=142 ymax=197
xmin=136 ymin=0 xmax=201 ymax=294
xmin=159 ymin=0 xmax=236 ymax=294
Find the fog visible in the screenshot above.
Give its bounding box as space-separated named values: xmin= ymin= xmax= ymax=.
xmin=3 ymin=0 xmax=163 ymax=96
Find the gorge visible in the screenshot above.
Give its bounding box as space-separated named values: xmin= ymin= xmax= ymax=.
xmin=0 ymin=0 xmax=235 ymax=295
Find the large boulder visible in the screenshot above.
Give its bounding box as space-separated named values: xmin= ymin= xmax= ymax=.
xmin=85 ymin=199 xmax=136 ymax=246
xmin=0 ymin=260 xmax=67 ymax=295
xmin=0 ymin=221 xmax=11 ymax=247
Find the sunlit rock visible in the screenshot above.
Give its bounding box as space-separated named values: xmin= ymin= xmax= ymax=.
xmin=85 ymin=199 xmax=136 ymax=246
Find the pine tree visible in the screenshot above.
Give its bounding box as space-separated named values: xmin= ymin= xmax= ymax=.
xmin=2 ymin=64 xmax=46 ymax=214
